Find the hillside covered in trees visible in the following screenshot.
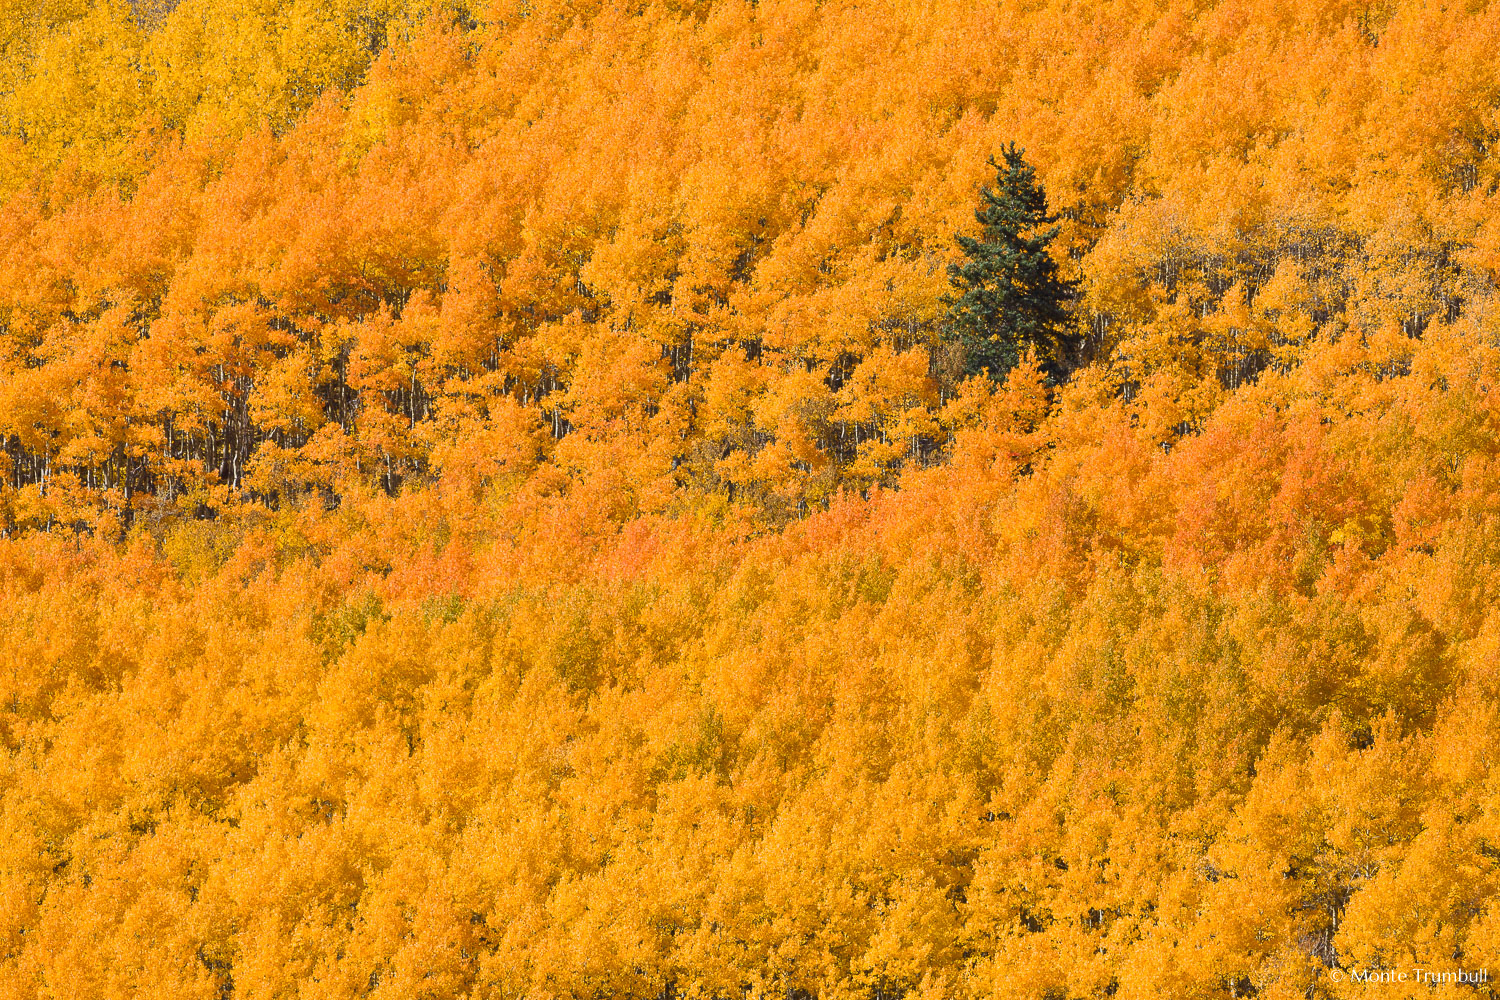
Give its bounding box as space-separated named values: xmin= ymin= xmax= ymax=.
xmin=4 ymin=0 xmax=1500 ymax=997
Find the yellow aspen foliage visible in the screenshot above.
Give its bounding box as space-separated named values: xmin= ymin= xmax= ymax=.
xmin=5 ymin=0 xmax=1500 ymax=997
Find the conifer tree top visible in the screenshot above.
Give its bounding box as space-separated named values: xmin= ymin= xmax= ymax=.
xmin=943 ymin=144 xmax=1077 ymax=379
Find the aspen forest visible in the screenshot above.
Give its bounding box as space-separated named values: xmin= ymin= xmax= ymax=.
xmin=6 ymin=0 xmax=1500 ymax=996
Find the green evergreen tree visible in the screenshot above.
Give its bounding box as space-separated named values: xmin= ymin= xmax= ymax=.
xmin=942 ymin=144 xmax=1076 ymax=378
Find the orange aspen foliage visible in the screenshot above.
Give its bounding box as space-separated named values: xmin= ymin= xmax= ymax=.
xmin=4 ymin=0 xmax=1500 ymax=998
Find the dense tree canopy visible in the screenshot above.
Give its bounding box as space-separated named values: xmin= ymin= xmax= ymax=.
xmin=3 ymin=0 xmax=1500 ymax=997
